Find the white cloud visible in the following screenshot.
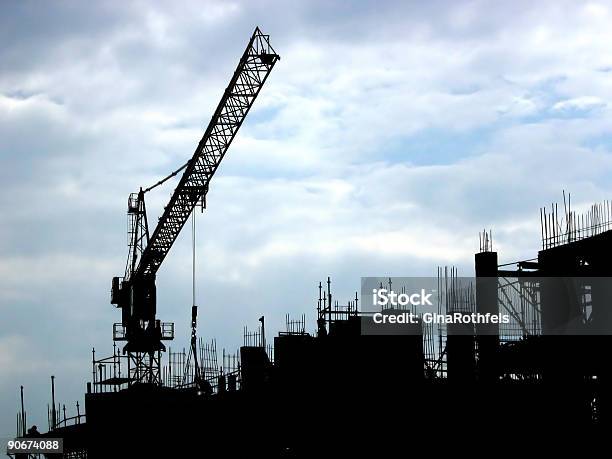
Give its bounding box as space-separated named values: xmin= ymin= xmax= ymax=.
xmin=552 ymin=96 xmax=607 ymax=112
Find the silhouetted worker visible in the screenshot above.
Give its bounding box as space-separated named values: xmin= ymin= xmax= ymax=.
xmin=27 ymin=425 xmax=40 ymax=437
xmin=196 ymin=379 xmax=213 ymax=396
xmin=317 ymin=318 xmax=327 ymax=337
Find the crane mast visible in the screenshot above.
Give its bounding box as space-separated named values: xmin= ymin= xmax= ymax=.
xmin=111 ymin=27 xmax=279 ymax=385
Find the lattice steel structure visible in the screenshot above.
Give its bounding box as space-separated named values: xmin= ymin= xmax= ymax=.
xmin=125 ymin=190 xmax=149 ymax=281
xmin=111 ymin=27 xmax=279 ymax=385
xmin=128 ymin=351 xmax=162 ymax=386
xmin=138 ymin=27 xmax=279 ymax=278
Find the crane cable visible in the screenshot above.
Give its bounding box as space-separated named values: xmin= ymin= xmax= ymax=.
xmin=143 ymin=161 xmax=188 ymax=194
xmin=142 ymin=159 xmax=199 ymax=303
xmin=192 ymin=209 xmax=196 ymax=307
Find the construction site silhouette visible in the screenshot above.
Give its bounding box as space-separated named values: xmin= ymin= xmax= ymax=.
xmin=9 ymin=27 xmax=612 ymax=458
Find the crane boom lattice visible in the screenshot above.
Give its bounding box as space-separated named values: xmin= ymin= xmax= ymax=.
xmin=137 ymin=27 xmax=279 ymax=279
xmin=110 ymin=27 xmax=279 ymax=386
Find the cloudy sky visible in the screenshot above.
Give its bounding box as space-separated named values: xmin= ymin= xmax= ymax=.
xmin=1 ymin=0 xmax=612 ymax=438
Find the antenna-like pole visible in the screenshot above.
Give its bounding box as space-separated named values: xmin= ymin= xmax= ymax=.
xmin=50 ymin=376 xmax=56 ymax=429
xmin=20 ymin=386 xmax=25 ymax=436
xmin=259 ymin=316 xmax=266 ymax=348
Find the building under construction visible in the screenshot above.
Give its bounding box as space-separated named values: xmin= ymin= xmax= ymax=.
xmin=9 ymin=27 xmax=612 ymax=457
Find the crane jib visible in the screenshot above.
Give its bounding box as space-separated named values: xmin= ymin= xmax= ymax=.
xmin=110 ymin=28 xmax=279 ymax=382
xmin=135 ymin=27 xmax=279 ymax=279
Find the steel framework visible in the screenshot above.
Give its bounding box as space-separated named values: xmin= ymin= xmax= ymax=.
xmin=111 ymin=27 xmax=279 ymax=385
xmin=137 ymin=27 xmax=279 ymax=279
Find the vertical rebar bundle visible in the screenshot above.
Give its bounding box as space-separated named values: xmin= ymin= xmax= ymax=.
xmin=541 ymin=194 xmax=612 ymax=249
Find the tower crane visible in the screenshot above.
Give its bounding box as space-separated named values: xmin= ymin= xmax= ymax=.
xmin=110 ymin=27 xmax=279 ymax=385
